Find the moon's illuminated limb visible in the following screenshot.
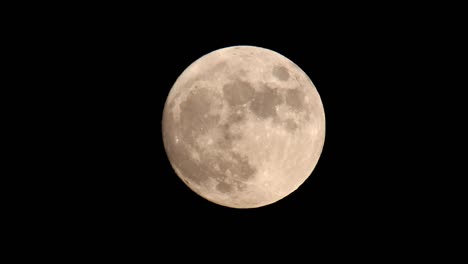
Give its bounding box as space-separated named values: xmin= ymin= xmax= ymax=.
xmin=162 ymin=45 xmax=325 ymax=208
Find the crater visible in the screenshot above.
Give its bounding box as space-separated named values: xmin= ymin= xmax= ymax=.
xmin=249 ymin=85 xmax=282 ymax=119
xmin=272 ymin=66 xmax=290 ymax=81
xmin=223 ymin=80 xmax=255 ymax=107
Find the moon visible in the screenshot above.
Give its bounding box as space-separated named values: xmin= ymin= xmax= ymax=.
xmin=162 ymin=45 xmax=325 ymax=208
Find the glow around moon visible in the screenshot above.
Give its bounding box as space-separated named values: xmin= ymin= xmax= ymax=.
xmin=162 ymin=46 xmax=325 ymax=208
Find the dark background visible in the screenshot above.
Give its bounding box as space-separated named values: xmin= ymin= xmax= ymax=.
xmin=20 ymin=3 xmax=454 ymax=257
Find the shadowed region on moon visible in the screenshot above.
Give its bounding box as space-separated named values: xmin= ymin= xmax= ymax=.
xmin=285 ymin=88 xmax=305 ymax=111
xmin=284 ymin=118 xmax=298 ymax=131
xmin=162 ymin=45 xmax=325 ymax=208
xmin=223 ymin=80 xmax=255 ymax=107
xmin=250 ymin=85 xmax=282 ymax=119
xmin=272 ymin=66 xmax=290 ymax=81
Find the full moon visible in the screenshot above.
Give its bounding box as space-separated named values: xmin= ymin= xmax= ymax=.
xmin=162 ymin=45 xmax=325 ymax=208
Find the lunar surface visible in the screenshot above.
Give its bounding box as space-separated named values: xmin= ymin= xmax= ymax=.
xmin=162 ymin=46 xmax=325 ymax=208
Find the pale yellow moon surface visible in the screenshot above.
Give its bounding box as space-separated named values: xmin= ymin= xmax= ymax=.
xmin=162 ymin=45 xmax=325 ymax=208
